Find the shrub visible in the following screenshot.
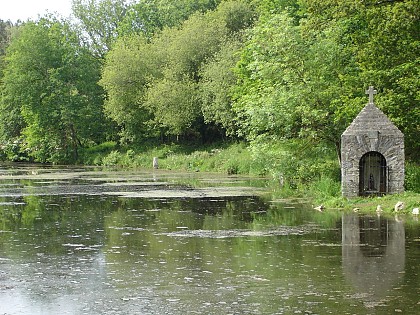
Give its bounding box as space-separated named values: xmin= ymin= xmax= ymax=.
xmin=249 ymin=137 xmax=340 ymax=186
xmin=308 ymin=176 xmax=341 ymax=201
xmin=80 ymin=141 xmax=117 ymax=165
xmin=102 ymin=150 xmax=122 ymax=166
xmin=405 ymin=162 xmax=420 ymax=193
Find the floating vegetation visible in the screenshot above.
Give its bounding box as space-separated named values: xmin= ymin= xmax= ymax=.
xmin=162 ymin=225 xmax=317 ymax=238
xmin=105 ymin=187 xmax=262 ymax=199
xmin=0 ymin=165 xmax=418 ymax=315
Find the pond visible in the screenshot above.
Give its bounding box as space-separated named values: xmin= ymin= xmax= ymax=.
xmin=0 ymin=165 xmax=419 ymax=314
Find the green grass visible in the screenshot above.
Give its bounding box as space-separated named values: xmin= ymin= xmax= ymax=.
xmin=82 ymin=141 xmax=265 ymax=175
xmin=333 ymin=192 xmax=420 ymax=214
xmin=79 ymin=140 xmax=420 ymax=215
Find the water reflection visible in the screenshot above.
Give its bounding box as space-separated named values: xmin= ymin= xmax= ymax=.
xmin=342 ymin=214 xmax=405 ymax=302
xmin=0 ymin=165 xmax=419 ymax=314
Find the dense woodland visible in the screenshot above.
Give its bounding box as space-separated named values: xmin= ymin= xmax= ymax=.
xmin=0 ymin=0 xmax=418 ymax=185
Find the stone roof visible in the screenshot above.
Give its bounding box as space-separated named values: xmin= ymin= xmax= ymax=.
xmin=342 ymin=103 xmax=403 ymax=136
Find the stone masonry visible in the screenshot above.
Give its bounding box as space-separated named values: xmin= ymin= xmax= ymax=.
xmin=341 ymin=87 xmax=404 ymax=197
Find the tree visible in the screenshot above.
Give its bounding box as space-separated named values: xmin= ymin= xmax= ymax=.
xmin=199 ymin=39 xmax=243 ymax=136
xmin=234 ymin=0 xmax=419 ymax=161
xmin=145 ymin=0 xmax=255 ymax=138
xmin=0 ymin=19 xmax=13 ymax=56
xmin=300 ymin=0 xmax=420 ymax=158
xmin=0 ymin=19 xmax=16 ymax=145
xmin=100 ymin=34 xmax=160 ymax=142
xmin=72 ymin=0 xmax=129 ymax=57
xmin=1 ymin=18 xmax=106 ymax=163
xmin=0 ymin=19 xmax=14 ymax=99
xmin=119 ymin=0 xmax=222 ymax=38
xmin=233 ymin=13 xmax=309 ymax=141
xmin=101 ymin=0 xmax=255 ymax=142
xmin=356 ymin=0 xmax=420 ymax=158
xmin=144 ymin=71 xmax=200 ymax=136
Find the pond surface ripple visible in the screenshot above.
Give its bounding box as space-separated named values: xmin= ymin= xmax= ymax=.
xmin=0 ymin=165 xmax=419 ymax=314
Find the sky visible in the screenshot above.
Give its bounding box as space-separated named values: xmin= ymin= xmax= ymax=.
xmin=0 ymin=0 xmax=73 ymax=22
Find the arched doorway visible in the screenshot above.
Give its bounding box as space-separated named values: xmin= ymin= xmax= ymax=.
xmin=359 ymin=152 xmax=387 ymax=196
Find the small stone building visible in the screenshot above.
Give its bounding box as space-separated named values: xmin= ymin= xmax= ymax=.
xmin=341 ymin=87 xmax=404 ymax=197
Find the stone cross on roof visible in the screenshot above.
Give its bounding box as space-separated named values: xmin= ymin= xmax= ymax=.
xmin=365 ymin=86 xmax=377 ymax=104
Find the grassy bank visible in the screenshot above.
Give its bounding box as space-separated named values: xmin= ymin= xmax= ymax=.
xmin=80 ymin=141 xmax=260 ymax=175
xmin=79 ymin=141 xmax=420 ymax=214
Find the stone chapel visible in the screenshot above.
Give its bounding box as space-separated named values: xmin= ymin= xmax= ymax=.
xmin=341 ymin=86 xmax=405 ymax=197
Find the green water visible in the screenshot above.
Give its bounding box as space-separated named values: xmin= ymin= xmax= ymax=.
xmin=0 ymin=165 xmax=419 ymax=314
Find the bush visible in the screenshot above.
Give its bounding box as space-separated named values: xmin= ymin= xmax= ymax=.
xmin=0 ymin=139 xmax=30 ymax=162
xmin=102 ymin=150 xmax=122 ymax=166
xmin=80 ymin=141 xmax=117 ymax=165
xmin=249 ymin=138 xmax=340 ymax=185
xmin=405 ymin=162 xmax=420 ymax=193
xmin=307 ymin=176 xmax=341 ymax=201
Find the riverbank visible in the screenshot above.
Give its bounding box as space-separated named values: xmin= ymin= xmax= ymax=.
xmin=320 ymin=191 xmax=420 ymax=215
xmin=79 ymin=141 xmax=419 ymax=215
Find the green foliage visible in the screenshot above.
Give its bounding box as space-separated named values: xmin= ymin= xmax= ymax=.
xmin=405 ymin=162 xmax=420 ymax=193
xmin=119 ymin=0 xmax=221 ymax=37
xmin=336 ymin=191 xmax=420 ymax=215
xmin=0 ymin=0 xmax=418 ymax=204
xmin=145 ymin=73 xmax=200 ymax=136
xmin=248 ymin=137 xmax=340 ymax=186
xmin=234 ymin=0 xmax=419 ymax=162
xmin=102 ymin=150 xmax=123 ymax=166
xmin=79 ymin=141 xmax=117 ymax=165
xmin=101 ymin=0 xmax=256 ymax=142
xmin=159 ymin=142 xmax=255 ymax=174
xmin=0 ymin=20 xmax=13 ymax=84
xmin=100 ymin=34 xmax=159 ymax=142
xmin=307 ymin=176 xmax=341 ymax=202
xmin=233 ymin=10 xmax=362 ymax=150
xmin=300 ymin=0 xmax=420 ymax=158
xmin=0 ymin=138 xmax=29 ymax=162
xmin=84 ymin=141 xmax=256 ymax=175
xmin=1 ymin=18 xmax=106 ymax=163
xmin=199 ymin=39 xmax=243 ymax=135
xmin=72 ymin=0 xmax=129 ymax=56
xmin=0 ymin=20 xmax=13 ymax=56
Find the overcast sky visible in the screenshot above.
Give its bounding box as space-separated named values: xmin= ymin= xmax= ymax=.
xmin=0 ymin=0 xmax=73 ymax=22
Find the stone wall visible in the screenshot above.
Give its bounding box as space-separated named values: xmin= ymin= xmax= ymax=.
xmin=341 ymin=133 xmax=405 ymax=197
xmin=341 ymin=103 xmax=405 ymax=197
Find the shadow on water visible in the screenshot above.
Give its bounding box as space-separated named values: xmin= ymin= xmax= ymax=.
xmin=0 ymin=165 xmax=419 ymax=314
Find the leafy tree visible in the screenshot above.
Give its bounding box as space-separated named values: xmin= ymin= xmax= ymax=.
xmin=239 ymin=14 xmax=350 ymax=155
xmin=301 ymin=0 xmax=420 ymax=158
xmin=199 ymin=38 xmax=243 ymax=136
xmin=234 ymin=0 xmax=419 ymax=161
xmin=1 ymin=18 xmax=106 ymax=163
xmin=0 ymin=25 xmax=32 ymax=151
xmin=233 ymin=13 xmax=308 ymax=141
xmin=101 ymin=0 xmax=255 ymax=142
xmin=357 ymin=0 xmax=420 ymax=158
xmin=118 ymin=0 xmax=221 ymax=37
xmin=149 ymin=0 xmax=255 ymax=137
xmin=72 ymin=0 xmax=129 ymax=57
xmin=100 ymin=34 xmax=161 ymax=142
xmin=250 ymin=0 xmax=300 ymax=16
xmin=0 ymin=19 xmax=14 ymax=99
xmin=0 ymin=20 xmax=14 ymax=143
xmin=0 ymin=19 xmax=13 ymax=56
xmin=145 ymin=71 xmax=200 ymax=136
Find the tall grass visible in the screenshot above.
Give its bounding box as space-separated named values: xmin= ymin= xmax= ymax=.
xmin=80 ymin=140 xmax=419 ymax=208
xmin=82 ymin=142 xmax=262 ymax=175
xmin=405 ymin=162 xmax=420 ymax=193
